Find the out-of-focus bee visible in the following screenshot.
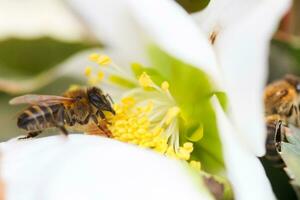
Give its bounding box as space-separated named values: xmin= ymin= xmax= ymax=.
xmin=264 ymin=74 xmax=300 ymax=167
xmin=10 ymin=86 xmax=115 ymax=139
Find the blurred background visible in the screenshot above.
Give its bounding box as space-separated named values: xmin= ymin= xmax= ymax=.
xmin=0 ymin=0 xmax=299 ymax=199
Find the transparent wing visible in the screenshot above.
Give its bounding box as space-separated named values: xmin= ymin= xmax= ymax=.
xmin=9 ymin=95 xmax=75 ymax=105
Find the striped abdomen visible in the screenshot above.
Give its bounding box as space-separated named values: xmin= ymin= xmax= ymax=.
xmin=17 ymin=104 xmax=64 ymax=132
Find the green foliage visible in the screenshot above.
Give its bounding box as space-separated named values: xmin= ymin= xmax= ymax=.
xmin=109 ymin=75 xmax=137 ymax=88
xmin=0 ymin=37 xmax=100 ymax=94
xmin=269 ymin=39 xmax=300 ymax=82
xmin=281 ymin=126 xmax=300 ymax=198
xmin=176 ymin=0 xmax=210 ymax=13
xmin=131 ymin=62 xmax=166 ymax=84
xmin=148 ymin=45 xmax=225 ymax=174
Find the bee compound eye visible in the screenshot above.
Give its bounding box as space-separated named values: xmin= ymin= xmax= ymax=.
xmin=89 ymin=93 xmax=102 ymax=107
xmin=296 ymin=84 xmax=300 ymax=92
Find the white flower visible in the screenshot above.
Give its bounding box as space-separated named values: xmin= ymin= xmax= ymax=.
xmin=67 ymin=0 xmax=291 ymax=155
xmin=1 ymin=0 xmax=291 ymax=199
xmin=65 ymin=0 xmax=291 ymax=199
xmin=1 ymin=135 xmax=213 ymax=200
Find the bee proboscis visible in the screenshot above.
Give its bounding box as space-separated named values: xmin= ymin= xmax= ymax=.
xmin=10 ymin=86 xmax=115 ymax=139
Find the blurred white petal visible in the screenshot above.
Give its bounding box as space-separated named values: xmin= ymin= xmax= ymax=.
xmin=1 ymin=135 xmax=213 ymax=200
xmin=192 ymin=0 xmax=259 ymax=38
xmin=126 ymin=0 xmax=221 ymax=85
xmin=215 ymin=0 xmax=291 ymax=156
xmin=67 ymin=0 xmax=148 ymax=65
xmin=212 ymin=96 xmax=275 ymax=200
xmin=0 ymin=0 xmax=85 ymax=41
xmin=193 ymin=0 xmax=292 ymax=156
xmin=67 ymin=0 xmax=222 ymax=85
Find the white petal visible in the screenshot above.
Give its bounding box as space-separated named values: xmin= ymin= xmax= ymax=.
xmin=192 ymin=0 xmax=291 ymax=156
xmin=201 ymin=0 xmax=291 ymax=156
xmin=68 ymin=0 xmax=222 ymax=85
xmin=192 ymin=0 xmax=260 ymax=38
xmin=66 ymin=0 xmax=148 ymax=65
xmin=126 ymin=0 xmax=222 ymax=86
xmin=1 ymin=135 xmax=213 ymax=200
xmin=211 ymin=97 xmax=276 ymax=200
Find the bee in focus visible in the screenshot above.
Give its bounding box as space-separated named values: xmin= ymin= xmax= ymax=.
xmin=10 ymin=86 xmax=115 ymax=139
xmin=264 ymin=74 xmax=300 ymax=167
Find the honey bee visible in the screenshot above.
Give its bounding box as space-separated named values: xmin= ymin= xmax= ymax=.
xmin=10 ymin=86 xmax=115 ymax=139
xmin=264 ymin=74 xmax=300 ymax=166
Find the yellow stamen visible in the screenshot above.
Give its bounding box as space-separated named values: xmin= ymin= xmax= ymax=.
xmin=177 ymin=147 xmax=191 ymax=160
xmin=161 ymin=81 xmax=169 ymax=91
xmin=189 ymin=160 xmax=201 ymax=171
xmin=97 ymin=71 xmax=105 ymax=81
xmin=121 ymin=96 xmax=136 ymax=107
xmin=88 ymin=76 xmax=99 ymax=86
xmin=104 ymin=97 xmax=194 ymax=162
xmin=89 ymin=53 xmax=100 ymax=62
xmin=84 ymin=66 xmax=92 ymax=76
xmin=165 ymin=106 xmax=180 ymax=125
xmin=139 ymin=72 xmax=154 ymax=88
xmin=183 ymin=142 xmax=193 ymax=152
xmin=97 ymin=55 xmax=111 ymax=66
xmin=82 ymin=54 xmax=202 ymax=170
xmin=166 ymin=146 xmax=176 ymax=158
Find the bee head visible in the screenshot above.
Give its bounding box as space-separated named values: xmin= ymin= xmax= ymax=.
xmin=264 ymin=77 xmax=298 ymax=116
xmin=87 ymin=87 xmax=115 ymax=115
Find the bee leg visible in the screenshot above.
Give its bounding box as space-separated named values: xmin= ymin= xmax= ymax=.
xmin=58 ymin=126 xmax=68 ymax=136
xmin=65 ymin=111 xmax=75 ymax=126
xmin=55 ymin=106 xmax=68 ymax=136
xmin=91 ymin=115 xmax=112 ymax=137
xmin=18 ymin=131 xmax=41 ymax=140
xmin=91 ymin=115 xmax=100 ymax=127
xmin=96 ymin=110 xmax=105 ymax=119
xmin=75 ymin=115 xmax=90 ymax=126
xmin=83 ymin=114 xmax=90 ymax=124
xmin=96 ymin=110 xmax=111 ymax=125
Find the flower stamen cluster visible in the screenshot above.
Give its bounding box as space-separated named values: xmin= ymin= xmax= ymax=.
xmin=84 ymin=53 xmax=201 ymax=169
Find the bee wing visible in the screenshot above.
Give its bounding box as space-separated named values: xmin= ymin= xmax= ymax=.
xmin=9 ymin=94 xmax=75 ymax=105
